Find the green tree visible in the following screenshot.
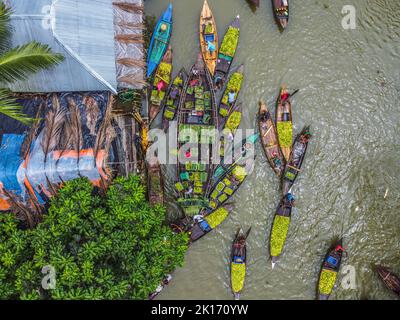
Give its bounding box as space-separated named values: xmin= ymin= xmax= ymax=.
xmin=0 ymin=175 xmax=188 ymax=300
xmin=0 ymin=2 xmax=64 ymax=124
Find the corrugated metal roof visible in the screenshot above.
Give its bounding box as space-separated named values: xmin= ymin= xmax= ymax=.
xmin=6 ymin=0 xmax=118 ymax=93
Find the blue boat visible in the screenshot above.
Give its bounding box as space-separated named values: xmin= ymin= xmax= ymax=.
xmin=146 ymin=4 xmax=173 ymax=78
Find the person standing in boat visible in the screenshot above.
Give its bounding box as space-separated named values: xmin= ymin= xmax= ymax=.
xmin=228 ymin=90 xmax=236 ymax=107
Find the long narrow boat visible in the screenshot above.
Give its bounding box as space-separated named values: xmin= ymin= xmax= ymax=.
xmin=207 ymin=133 xmax=259 ymax=196
xmin=185 ymin=204 xmax=235 ymax=242
xmin=276 ymin=86 xmax=293 ymax=162
xmin=147 ymin=155 xmax=164 ymax=206
xmin=214 ymin=16 xmax=240 ymax=91
xmin=376 ymin=266 xmax=400 ymax=297
xmin=219 ymin=102 xmax=243 ymax=161
xmin=282 ymin=126 xmax=312 ymax=195
xmin=149 ymin=45 xmax=173 ymax=123
xmin=219 ymin=65 xmax=244 ymax=122
xmin=269 ymin=194 xmax=294 ymax=268
xmin=206 ymin=156 xmax=254 ymax=213
xmin=200 ymin=0 xmax=218 ymax=76
xmin=272 ymin=0 xmax=289 ymax=30
xmin=258 ymin=100 xmax=285 ymax=177
xmin=317 ymin=239 xmax=345 ymax=300
xmin=175 ymin=53 xmax=218 ymax=216
xmin=162 ymin=68 xmax=188 ymax=131
xmin=231 ymin=228 xmax=251 ymax=300
xmin=146 ymin=4 xmax=173 ymax=78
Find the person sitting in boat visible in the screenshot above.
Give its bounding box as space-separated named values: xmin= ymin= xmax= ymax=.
xmin=228 ymin=90 xmax=236 ymax=106
xmin=334 ymin=244 xmax=346 ymax=254
xmin=207 ymin=40 xmax=216 ymax=55
xmin=215 ymin=76 xmax=223 ymax=90
xmin=300 ymin=130 xmax=312 ymax=144
xmin=280 ymin=87 xmax=290 ymax=103
xmin=156 ymin=79 xmax=166 ymax=95
xmin=271 ymin=151 xmax=282 ymax=168
xmin=170 ymin=87 xmax=180 ymax=99
xmin=285 ymin=193 xmax=295 ymax=207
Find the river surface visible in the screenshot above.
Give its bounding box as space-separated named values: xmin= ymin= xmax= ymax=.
xmin=145 ymin=0 xmax=400 ymax=300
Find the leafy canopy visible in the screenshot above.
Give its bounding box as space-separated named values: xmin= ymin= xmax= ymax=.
xmin=0 ymin=175 xmax=188 ymax=300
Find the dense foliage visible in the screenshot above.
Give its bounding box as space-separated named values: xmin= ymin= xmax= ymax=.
xmin=231 ymin=263 xmax=245 ymax=293
xmin=0 ymin=175 xmax=188 ymax=300
xmin=277 ymin=121 xmax=293 ymax=148
xmin=318 ymin=269 xmax=337 ymax=295
xmin=220 ymin=26 xmax=239 ymax=57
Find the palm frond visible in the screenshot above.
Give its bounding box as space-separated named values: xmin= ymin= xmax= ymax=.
xmin=0 ymin=41 xmax=64 ymax=85
xmin=0 ymin=89 xmax=34 ymax=125
xmin=41 ymin=94 xmax=66 ymax=161
xmin=0 ymin=2 xmax=11 ymax=53
xmin=67 ymin=97 xmax=83 ymax=160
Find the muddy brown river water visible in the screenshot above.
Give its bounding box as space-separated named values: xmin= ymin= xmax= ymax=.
xmin=145 ymin=0 xmax=400 ymax=300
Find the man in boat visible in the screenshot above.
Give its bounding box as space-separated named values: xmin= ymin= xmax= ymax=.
xmin=170 ymin=86 xmax=180 ymax=100
xmin=280 ymin=87 xmax=290 ymax=103
xmin=215 ymin=76 xmax=223 ymax=90
xmin=156 ymin=79 xmax=166 ymax=96
xmin=271 ymin=151 xmax=282 ymax=168
xmin=284 ymin=193 xmax=295 ymax=207
xmin=228 ymin=90 xmax=236 ymax=107
xmin=300 ymin=130 xmax=312 ymax=144
xmin=207 ymin=40 xmax=216 ymax=55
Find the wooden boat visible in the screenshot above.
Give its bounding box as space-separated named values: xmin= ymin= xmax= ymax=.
xmin=174 ymin=204 xmax=234 ymax=242
xmin=218 ymin=102 xmax=243 ymax=162
xmin=146 ymin=4 xmax=173 ymax=78
xmin=258 ymin=100 xmax=285 ymax=177
xmin=200 ymin=0 xmax=218 ymax=76
xmin=282 ymin=126 xmax=311 ymax=195
xmin=175 ymin=53 xmax=218 ymax=216
xmin=149 ymin=45 xmax=173 ymax=123
xmin=272 ymin=0 xmax=289 ymax=30
xmin=162 ymin=68 xmax=188 ymax=131
xmin=376 ymin=266 xmax=400 ymax=297
xmin=147 ymin=154 xmax=164 ymax=206
xmin=231 ymin=228 xmax=251 ymax=300
xmin=214 ymin=16 xmax=240 ymax=91
xmin=206 ymin=155 xmax=254 ymax=213
xmin=276 ymin=86 xmax=293 ymax=162
xmin=207 ymin=133 xmax=259 ymax=196
xmin=219 ymin=65 xmax=244 ymax=123
xmin=317 ymin=239 xmax=345 ymax=300
xmin=269 ymin=195 xmax=294 ymax=268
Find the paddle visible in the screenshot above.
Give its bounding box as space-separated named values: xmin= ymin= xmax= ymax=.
xmin=289 ymin=89 xmax=300 ymax=98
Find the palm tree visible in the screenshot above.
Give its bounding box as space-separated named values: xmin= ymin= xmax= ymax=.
xmin=0 ymin=2 xmax=64 ymax=125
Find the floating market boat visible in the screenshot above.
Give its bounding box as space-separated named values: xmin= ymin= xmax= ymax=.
xmin=187 ymin=204 xmax=235 ymax=242
xmin=317 ymin=239 xmax=345 ymax=300
xmin=175 ymin=53 xmax=218 ymax=216
xmin=146 ymin=4 xmax=173 ymax=78
xmin=269 ymin=195 xmax=294 ymax=268
xmin=258 ymin=100 xmax=285 ymax=177
xmin=206 ymin=156 xmax=253 ymax=213
xmin=376 ymin=266 xmax=400 ymax=297
xmin=218 ymin=102 xmax=243 ymax=161
xmin=162 ymin=68 xmax=188 ymax=131
xmin=149 ymin=45 xmax=173 ymax=123
xmin=147 ymin=155 xmax=164 ymax=206
xmin=200 ymin=0 xmax=218 ymax=76
xmin=207 ymin=133 xmax=259 ymax=196
xmin=219 ymin=65 xmax=244 ymax=122
xmin=276 ymin=86 xmax=293 ymax=162
xmin=231 ymin=228 xmax=251 ymax=300
xmin=272 ymin=0 xmax=289 ymax=30
xmin=282 ymin=126 xmax=312 ymax=195
xmin=214 ymin=16 xmax=240 ymax=91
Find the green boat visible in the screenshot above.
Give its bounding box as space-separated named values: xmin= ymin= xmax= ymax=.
xmin=218 ymin=65 xmax=244 ymax=123
xmin=214 ymin=16 xmax=240 ymax=91
xmin=162 ymin=68 xmax=188 ymax=131
xmin=174 ymin=53 xmax=218 ymax=216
